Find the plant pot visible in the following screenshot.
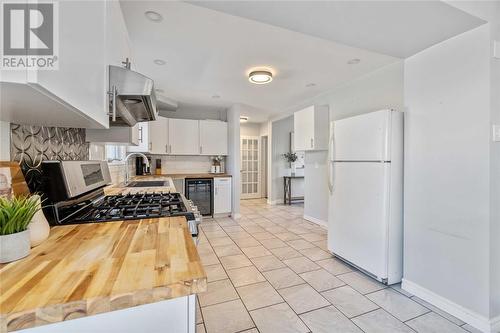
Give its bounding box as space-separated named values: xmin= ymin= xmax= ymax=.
xmin=0 ymin=229 xmax=30 ymax=263
xmin=28 ymin=195 xmax=50 ymax=247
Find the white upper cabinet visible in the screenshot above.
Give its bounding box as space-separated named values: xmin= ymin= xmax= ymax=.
xmin=168 ymin=119 xmax=200 ymax=155
xmin=106 ymin=1 xmax=132 ymax=69
xmin=200 ymin=120 xmax=228 ymax=156
xmin=149 ymin=117 xmax=169 ymax=155
xmin=86 ymin=124 xmax=140 ymax=146
xmin=294 ymin=105 xmax=329 ymax=151
xmin=0 ymin=1 xmax=134 ymax=129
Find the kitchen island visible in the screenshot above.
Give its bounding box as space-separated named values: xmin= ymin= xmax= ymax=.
xmin=0 ymin=214 xmax=206 ymax=332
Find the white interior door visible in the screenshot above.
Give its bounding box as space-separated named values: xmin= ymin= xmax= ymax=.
xmin=241 ymin=136 xmax=260 ymax=199
xmin=328 ymin=162 xmax=390 ymax=280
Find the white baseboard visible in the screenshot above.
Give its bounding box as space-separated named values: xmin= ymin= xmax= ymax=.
xmin=402 ymin=279 xmax=494 ymax=333
xmin=303 ymin=214 xmax=328 ymax=229
xmin=231 ymin=213 xmax=242 ymax=219
xmin=490 ymin=315 xmax=500 ymax=333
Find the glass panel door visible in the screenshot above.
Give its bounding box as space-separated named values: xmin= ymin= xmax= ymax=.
xmin=240 ymin=136 xmax=260 ymax=199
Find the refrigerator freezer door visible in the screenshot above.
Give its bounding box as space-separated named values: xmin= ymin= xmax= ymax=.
xmin=328 ymin=162 xmax=390 ymax=280
xmin=334 ymin=110 xmax=391 ymax=161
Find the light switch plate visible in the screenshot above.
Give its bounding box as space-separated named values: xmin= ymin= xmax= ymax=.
xmin=493 ymin=124 xmax=500 ymax=142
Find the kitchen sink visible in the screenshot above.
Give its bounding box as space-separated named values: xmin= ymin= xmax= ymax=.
xmin=126 ymin=180 xmax=171 ymax=188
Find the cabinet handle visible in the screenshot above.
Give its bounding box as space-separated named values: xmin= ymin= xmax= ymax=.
xmin=149 ymin=142 xmax=152 ymax=151
xmin=200 ymin=146 xmax=202 ymax=154
xmin=169 ymin=145 xmax=172 ymax=154
xmin=138 ymin=127 xmax=143 ymax=143
xmin=165 ymin=144 xmax=168 ymax=153
xmin=310 ymin=138 xmax=314 ymax=148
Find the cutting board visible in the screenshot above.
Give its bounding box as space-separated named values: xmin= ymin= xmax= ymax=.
xmin=0 ymin=161 xmax=30 ymax=197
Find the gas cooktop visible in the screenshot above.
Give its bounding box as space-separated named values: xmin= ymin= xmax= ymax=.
xmin=69 ymin=192 xmax=195 ymax=223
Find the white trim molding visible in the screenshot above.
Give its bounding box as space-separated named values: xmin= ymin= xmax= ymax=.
xmin=303 ymin=214 xmax=328 ymax=228
xmin=402 ymin=279 xmax=494 ymax=333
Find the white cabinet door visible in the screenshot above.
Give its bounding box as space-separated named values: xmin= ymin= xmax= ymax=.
xmin=106 ymin=1 xmax=132 ymax=68
xmin=128 ymin=122 xmax=149 ymax=152
xmin=214 ymin=177 xmax=232 ymax=214
xmin=149 ymin=117 xmax=169 ymax=155
xmin=169 ymin=119 xmax=200 ymax=155
xmin=30 ymin=1 xmax=108 ymax=128
xmin=293 ymin=105 xmax=329 ymax=151
xmin=293 ymin=106 xmax=314 ymax=151
xmin=200 ymin=120 xmax=228 ymax=155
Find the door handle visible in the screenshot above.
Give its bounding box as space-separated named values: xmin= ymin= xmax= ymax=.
xmin=310 ymin=138 xmax=314 ymax=148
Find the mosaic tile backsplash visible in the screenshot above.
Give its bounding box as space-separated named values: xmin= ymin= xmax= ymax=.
xmin=10 ymin=124 xmax=89 ymax=193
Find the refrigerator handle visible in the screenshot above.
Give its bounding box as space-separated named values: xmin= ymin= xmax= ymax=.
xmin=328 ymin=122 xmax=335 ymax=194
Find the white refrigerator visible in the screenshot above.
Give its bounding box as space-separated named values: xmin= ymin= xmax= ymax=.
xmin=327 ymin=109 xmax=404 ymax=284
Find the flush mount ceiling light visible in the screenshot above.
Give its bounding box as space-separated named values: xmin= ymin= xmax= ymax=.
xmin=347 ymin=58 xmax=361 ymax=65
xmin=145 ymin=11 xmax=163 ymax=22
xmin=240 ymin=116 xmax=248 ymax=122
xmin=305 ymin=83 xmax=316 ymax=88
xmin=249 ymin=70 xmax=273 ymax=84
xmin=153 ymin=59 xmax=166 ymax=66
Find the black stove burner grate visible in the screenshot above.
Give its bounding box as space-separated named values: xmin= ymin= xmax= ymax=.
xmin=72 ymin=192 xmax=194 ymax=223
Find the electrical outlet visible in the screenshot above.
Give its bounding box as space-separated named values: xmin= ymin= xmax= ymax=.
xmin=493 ymin=124 xmax=500 ymax=142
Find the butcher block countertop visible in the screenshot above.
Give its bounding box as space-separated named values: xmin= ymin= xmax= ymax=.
xmin=0 ymin=216 xmax=206 ymax=332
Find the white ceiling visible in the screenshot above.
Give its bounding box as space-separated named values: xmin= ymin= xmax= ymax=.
xmin=120 ymin=1 xmax=483 ymax=123
xmin=188 ymin=1 xmax=485 ymax=58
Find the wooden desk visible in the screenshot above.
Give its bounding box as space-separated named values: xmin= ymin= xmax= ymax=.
xmin=283 ymin=175 xmax=304 ymax=205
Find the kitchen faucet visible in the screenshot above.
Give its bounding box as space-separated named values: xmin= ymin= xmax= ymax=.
xmin=124 ymin=152 xmax=150 ymax=184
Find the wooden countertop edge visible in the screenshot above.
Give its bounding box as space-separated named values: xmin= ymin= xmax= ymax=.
xmin=1 ymin=279 xmax=207 ymax=332
xmin=0 ymin=215 xmax=207 ymax=332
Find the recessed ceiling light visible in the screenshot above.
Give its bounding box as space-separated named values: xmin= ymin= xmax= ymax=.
xmin=145 ymin=11 xmax=163 ymax=22
xmin=347 ymin=58 xmax=361 ymax=65
xmin=305 ymin=83 xmax=316 ymax=88
xmin=240 ymin=116 xmax=248 ymax=122
xmin=212 ymin=94 xmax=220 ymax=99
xmin=153 ymin=59 xmax=166 ymax=65
xmin=249 ymin=70 xmax=273 ymax=84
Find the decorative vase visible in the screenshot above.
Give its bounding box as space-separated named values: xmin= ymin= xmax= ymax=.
xmin=28 ymin=195 xmax=50 ymax=247
xmin=0 ymin=229 xmax=30 ymax=263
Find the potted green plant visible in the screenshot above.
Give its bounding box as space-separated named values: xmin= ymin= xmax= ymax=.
xmin=0 ymin=195 xmax=40 ymax=263
xmin=283 ymin=152 xmax=298 ymax=176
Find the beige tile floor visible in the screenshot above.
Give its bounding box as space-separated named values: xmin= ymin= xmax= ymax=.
xmin=196 ymin=199 xmax=475 ymax=333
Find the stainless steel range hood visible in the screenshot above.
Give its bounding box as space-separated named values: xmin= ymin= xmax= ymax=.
xmin=108 ymin=65 xmax=158 ymax=126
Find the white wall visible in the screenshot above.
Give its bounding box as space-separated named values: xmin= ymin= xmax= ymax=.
xmin=403 ymin=24 xmax=493 ymax=331
xmin=270 ymin=115 xmax=304 ymax=203
xmin=240 ymin=123 xmax=261 ymax=137
xmin=226 ymin=105 xmax=241 ymax=217
xmin=291 ymin=61 xmax=404 ymax=121
xmin=303 ymin=151 xmax=328 ymax=225
xmin=0 ymin=121 xmax=10 ymax=160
